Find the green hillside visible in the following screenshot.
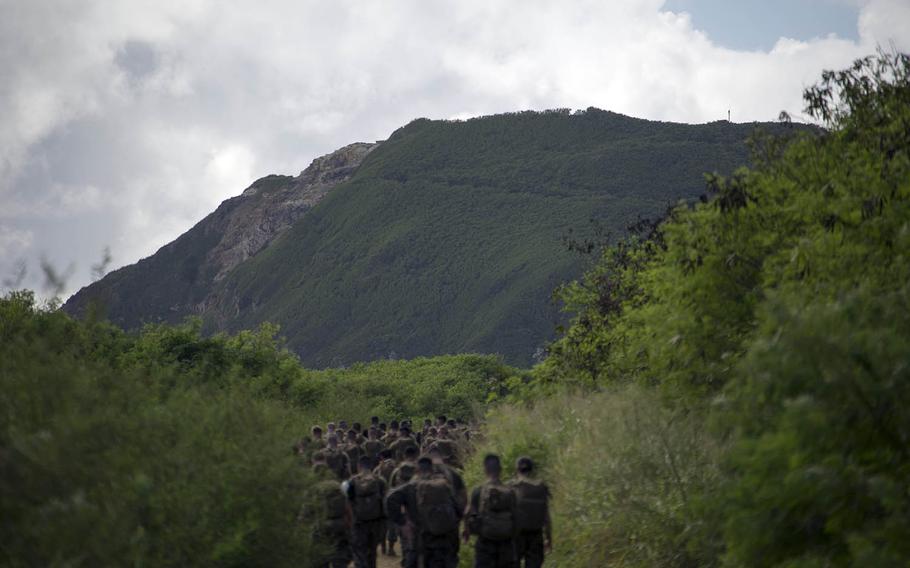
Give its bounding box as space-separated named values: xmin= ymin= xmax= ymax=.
xmin=209 ymin=109 xmax=793 ymax=366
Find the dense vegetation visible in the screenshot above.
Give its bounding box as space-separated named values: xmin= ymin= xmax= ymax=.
xmin=215 ymin=111 xmax=796 ymax=368
xmin=466 ymin=51 xmax=910 ymax=566
xmin=67 ymin=108 xmax=796 ymax=368
xmin=0 ymin=293 xmax=514 ymax=566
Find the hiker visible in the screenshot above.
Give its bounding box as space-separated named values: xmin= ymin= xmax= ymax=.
xmin=386 ymin=456 xmax=462 ymax=568
xmin=390 ymin=446 xmax=419 ymax=488
xmin=353 ymin=422 xmax=366 ymax=444
xmin=373 ymin=449 xmax=399 ymax=556
xmin=370 ymin=416 xmax=380 ymax=430
xmin=297 ymin=425 xmax=327 ymax=462
xmin=429 ymin=446 xmax=468 ymax=514
xmin=389 ymin=425 xmax=419 ymax=462
xmin=345 ymin=429 xmax=363 ymax=467
xmin=345 ymin=455 xmax=387 ymax=568
xmin=429 ymin=429 xmax=461 ymax=468
xmin=383 ymin=420 xmax=400 ymax=445
xmin=508 ymin=457 xmax=551 ymax=568
xmin=308 ymin=454 xmax=352 ymax=568
xmin=464 ymin=454 xmax=518 ymax=568
xmin=363 ymin=427 xmax=386 ymax=467
xmin=422 ymin=427 xmax=439 ymax=451
xmin=327 ymin=422 xmax=338 ymax=440
xmin=320 ymin=435 xmax=351 ymax=480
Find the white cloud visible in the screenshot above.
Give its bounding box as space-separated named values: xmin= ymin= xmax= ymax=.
xmin=0 ymin=226 xmax=33 ymax=258
xmin=0 ymin=0 xmax=908 ymax=298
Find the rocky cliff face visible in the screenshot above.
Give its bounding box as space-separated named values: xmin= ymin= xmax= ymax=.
xmin=207 ymin=141 xmax=379 ymax=281
xmin=63 ymin=141 xmax=380 ymax=326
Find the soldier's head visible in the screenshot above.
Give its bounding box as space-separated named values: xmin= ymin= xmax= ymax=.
xmin=399 ymin=425 xmax=411 ymax=437
xmin=516 ymin=456 xmax=534 ymax=476
xmin=352 ymin=422 xmax=362 ymax=433
xmin=347 ymin=429 xmax=358 ymax=442
xmin=403 ymin=446 xmax=419 ymax=463
xmin=428 ymin=427 xmax=438 ymax=437
xmin=327 ymin=434 xmax=339 ymax=449
xmin=417 ymin=456 xmax=434 ymax=477
xmin=312 ymin=425 xmax=323 ymax=439
xmin=339 ymin=420 xmax=349 ymax=432
xmin=483 ymin=454 xmax=502 ymax=479
xmin=327 ymin=422 xmax=336 ymax=434
xmin=436 ymin=415 xmax=447 ymax=427
xmin=370 ymin=416 xmax=380 ymax=427
xmin=368 ymin=427 xmax=379 ymax=440
xmin=446 ymin=419 xmax=457 ymax=429
xmin=438 ymin=426 xmax=449 ymax=438
xmin=379 ymin=422 xmax=387 ymax=432
xmin=358 ymin=455 xmax=373 ymax=474
xmin=389 ymin=420 xmax=399 ymax=432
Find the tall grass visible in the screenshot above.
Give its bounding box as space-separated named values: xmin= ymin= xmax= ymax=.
xmin=465 ymin=387 xmax=725 ymax=567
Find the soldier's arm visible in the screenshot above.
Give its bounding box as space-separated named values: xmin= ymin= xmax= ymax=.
xmin=511 ymin=490 xmax=520 ymax=539
xmin=463 ymin=487 xmax=481 ymax=541
xmin=453 ymin=471 xmax=468 ymax=513
xmin=544 ymin=484 xmax=553 ymax=549
xmin=385 ymin=485 xmax=406 ymax=526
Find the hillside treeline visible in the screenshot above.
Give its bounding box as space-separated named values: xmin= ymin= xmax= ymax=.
xmin=0 ymin=300 xmax=514 ymax=566
xmin=468 ymin=51 xmax=910 ymax=566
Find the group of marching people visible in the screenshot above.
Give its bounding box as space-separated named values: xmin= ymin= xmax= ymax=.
xmin=296 ymin=415 xmax=552 ymax=568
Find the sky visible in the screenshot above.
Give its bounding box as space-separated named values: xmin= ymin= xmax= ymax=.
xmin=1 ymin=0 xmax=908 ymax=299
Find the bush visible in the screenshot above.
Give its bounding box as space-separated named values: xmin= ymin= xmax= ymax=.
xmin=464 ymin=387 xmax=725 ymax=567
xmin=716 ymin=285 xmax=910 ymax=566
xmin=0 ymin=291 xmax=509 ymax=566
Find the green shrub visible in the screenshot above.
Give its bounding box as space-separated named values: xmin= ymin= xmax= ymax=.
xmin=716 ymin=285 xmax=910 ymax=566
xmin=465 ymin=387 xmax=725 ymax=567
xmin=0 ymin=291 xmax=508 ymax=566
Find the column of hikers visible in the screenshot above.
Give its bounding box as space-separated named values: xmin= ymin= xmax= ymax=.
xmin=295 ymin=415 xmax=553 ymax=568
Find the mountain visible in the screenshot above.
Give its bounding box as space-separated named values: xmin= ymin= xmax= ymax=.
xmin=65 ymin=108 xmax=797 ymax=367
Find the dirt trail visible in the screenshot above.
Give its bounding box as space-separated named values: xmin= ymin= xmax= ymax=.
xmin=376 ymin=553 xmax=400 ymax=568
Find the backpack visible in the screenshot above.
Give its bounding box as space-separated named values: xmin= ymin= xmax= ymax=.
xmin=315 ymin=479 xmax=348 ymax=536
xmin=351 ymin=474 xmax=383 ymax=522
xmin=375 ymin=459 xmax=396 ymax=482
xmin=416 ymin=477 xmax=460 ymax=535
xmin=363 ymin=440 xmax=384 ymax=460
xmin=510 ymin=479 xmax=549 ymax=531
xmin=392 ymin=462 xmax=416 ymax=487
xmin=479 ymin=483 xmax=514 ymax=541
xmin=323 ymin=449 xmax=347 ymax=478
xmin=393 ymin=437 xmax=419 ymax=461
xmin=433 ymin=439 xmax=457 ymax=458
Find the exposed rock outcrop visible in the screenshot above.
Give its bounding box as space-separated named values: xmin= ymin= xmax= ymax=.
xmin=63 ymin=141 xmax=380 ymax=326
xmin=208 ymin=141 xmax=379 ymax=281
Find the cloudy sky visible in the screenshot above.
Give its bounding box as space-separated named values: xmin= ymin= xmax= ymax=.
xmin=1 ymin=0 xmax=908 ymax=298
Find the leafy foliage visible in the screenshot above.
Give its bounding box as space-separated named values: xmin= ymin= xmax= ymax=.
xmin=533 ymin=51 xmax=910 ymax=565
xmin=465 ymin=386 xmax=725 ymax=567
xmin=0 ymin=291 xmax=512 ymax=566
